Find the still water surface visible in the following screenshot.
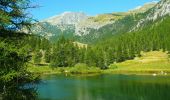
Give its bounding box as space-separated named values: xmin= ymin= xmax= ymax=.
xmin=37 ymin=74 xmax=170 ymax=100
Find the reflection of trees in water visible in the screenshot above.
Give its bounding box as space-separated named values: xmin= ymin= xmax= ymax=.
xmin=79 ymin=75 xmax=170 ymax=100
xmin=0 ymin=77 xmax=39 ymax=100
xmin=2 ymin=87 xmax=37 ymax=100
xmin=0 ymin=82 xmax=38 ymax=100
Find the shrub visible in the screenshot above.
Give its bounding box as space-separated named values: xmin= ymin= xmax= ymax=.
xmin=109 ymin=64 xmax=118 ymax=69
xmin=74 ymin=63 xmax=89 ymax=69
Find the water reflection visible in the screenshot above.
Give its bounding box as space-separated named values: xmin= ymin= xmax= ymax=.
xmin=0 ymin=83 xmax=38 ymax=100
xmin=38 ymin=74 xmax=170 ymax=100
xmin=85 ymin=75 xmax=170 ymax=100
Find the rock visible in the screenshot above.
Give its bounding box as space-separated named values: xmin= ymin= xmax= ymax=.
xmin=153 ymin=73 xmax=157 ymax=76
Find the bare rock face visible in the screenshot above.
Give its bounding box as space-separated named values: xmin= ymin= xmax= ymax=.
xmin=42 ymin=12 xmax=89 ymax=32
xmin=43 ymin=12 xmax=88 ymax=25
xmin=149 ymin=0 xmax=170 ymax=20
xmin=132 ymin=0 xmax=170 ymax=31
xmin=32 ymin=12 xmax=89 ymax=39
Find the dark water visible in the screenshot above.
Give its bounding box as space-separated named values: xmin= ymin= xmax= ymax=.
xmin=37 ymin=74 xmax=170 ymax=100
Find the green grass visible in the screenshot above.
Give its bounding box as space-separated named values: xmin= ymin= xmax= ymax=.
xmin=105 ymin=51 xmax=170 ymax=75
xmin=27 ymin=64 xmax=60 ymax=74
xmin=27 ymin=63 xmax=101 ymax=75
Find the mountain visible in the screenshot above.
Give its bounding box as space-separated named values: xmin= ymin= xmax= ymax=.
xmin=32 ymin=1 xmax=158 ymax=43
xmin=31 ymin=12 xmax=88 ymax=41
xmin=43 ymin=12 xmax=88 ymax=26
xmin=75 ymin=1 xmax=157 ymax=43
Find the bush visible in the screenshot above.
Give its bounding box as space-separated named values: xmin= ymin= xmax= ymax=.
xmin=109 ymin=64 xmax=118 ymax=69
xmin=69 ymin=63 xmax=101 ymax=74
xmin=100 ymin=65 xmax=109 ymax=70
xmin=74 ymin=63 xmax=89 ymax=69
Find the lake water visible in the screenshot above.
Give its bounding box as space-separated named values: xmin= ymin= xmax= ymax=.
xmin=37 ymin=74 xmax=170 ymax=100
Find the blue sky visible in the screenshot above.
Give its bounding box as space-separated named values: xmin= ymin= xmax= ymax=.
xmin=30 ymin=0 xmax=159 ymax=20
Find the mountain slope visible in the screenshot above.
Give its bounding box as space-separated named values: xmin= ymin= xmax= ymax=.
xmin=32 ymin=1 xmax=158 ymax=43
xmin=94 ymin=0 xmax=170 ymax=63
xmin=132 ymin=0 xmax=170 ymax=31
xmin=32 ymin=12 xmax=88 ymax=41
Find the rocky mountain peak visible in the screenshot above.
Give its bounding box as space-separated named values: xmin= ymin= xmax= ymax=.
xmin=42 ymin=12 xmax=89 ymax=25
xmin=147 ymin=0 xmax=170 ymax=20
xmin=132 ymin=0 xmax=170 ymax=31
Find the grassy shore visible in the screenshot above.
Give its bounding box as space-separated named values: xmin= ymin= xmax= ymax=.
xmin=28 ymin=51 xmax=170 ymax=75
xmin=104 ymin=51 xmax=170 ymax=75
xmin=28 ymin=64 xmax=101 ymax=75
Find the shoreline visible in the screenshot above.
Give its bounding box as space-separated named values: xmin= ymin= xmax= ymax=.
xmin=32 ymin=68 xmax=170 ymax=76
xmin=28 ymin=51 xmax=170 ymax=77
xmin=103 ymin=70 xmax=170 ymax=76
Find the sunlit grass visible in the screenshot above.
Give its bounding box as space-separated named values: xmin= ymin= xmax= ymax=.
xmin=27 ymin=64 xmax=60 ymax=74
xmin=27 ymin=63 xmax=101 ymax=75
xmin=105 ymin=51 xmax=170 ymax=75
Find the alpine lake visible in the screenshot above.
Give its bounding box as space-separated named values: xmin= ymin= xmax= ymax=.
xmin=37 ymin=74 xmax=170 ymax=100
